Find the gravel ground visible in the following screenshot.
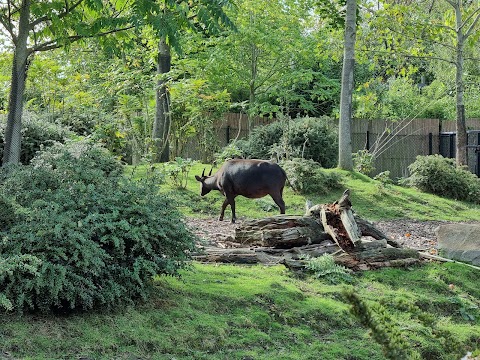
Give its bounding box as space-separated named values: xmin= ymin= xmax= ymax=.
xmin=185 ymin=217 xmax=464 ymax=252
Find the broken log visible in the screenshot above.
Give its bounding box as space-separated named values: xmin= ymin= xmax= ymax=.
xmin=196 ymin=189 xmax=422 ymax=271
xmin=234 ymin=215 xmax=330 ymax=248
xmin=320 ymin=189 xmax=359 ymax=252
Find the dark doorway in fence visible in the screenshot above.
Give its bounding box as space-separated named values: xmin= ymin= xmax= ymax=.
xmin=439 ymin=131 xmax=480 ymax=176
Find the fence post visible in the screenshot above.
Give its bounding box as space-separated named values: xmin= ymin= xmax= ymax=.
xmin=449 ymin=133 xmax=455 ymax=158
xmin=428 ymin=133 xmax=433 ymax=155
xmin=226 ymin=125 xmax=230 ymax=144
xmin=366 ymin=130 xmax=370 ymax=151
xmin=477 ymin=132 xmax=480 ymax=176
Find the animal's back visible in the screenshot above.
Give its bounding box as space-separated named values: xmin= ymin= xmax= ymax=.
xmin=220 ymin=159 xmax=286 ymax=198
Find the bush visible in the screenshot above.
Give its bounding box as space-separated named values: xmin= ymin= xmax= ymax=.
xmin=214 ymin=141 xmax=246 ymax=163
xmin=405 ymin=155 xmax=480 ymax=204
xmin=281 ymin=158 xmax=343 ymax=195
xmin=240 ymin=117 xmax=338 ymax=167
xmin=241 ymin=120 xmax=284 ymax=160
xmin=0 ymin=141 xmax=196 ymax=313
xmin=353 ymin=149 xmax=375 ymax=175
xmin=0 ymin=112 xmax=73 ymax=166
xmin=163 ymin=157 xmax=197 ymax=189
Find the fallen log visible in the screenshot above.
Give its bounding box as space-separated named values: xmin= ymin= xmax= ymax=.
xmin=193 ymin=247 xmax=280 ymax=264
xmin=234 ymin=215 xmax=330 ymax=248
xmin=198 ymin=189 xmax=422 ymax=270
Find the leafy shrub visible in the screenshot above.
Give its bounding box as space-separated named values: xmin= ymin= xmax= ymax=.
xmin=281 ymin=158 xmax=343 ymax=195
xmin=284 ymin=117 xmax=338 ymax=167
xmin=0 ymin=112 xmax=73 ymax=166
xmin=303 ymin=254 xmax=353 ymax=284
xmin=163 ymin=157 xmax=197 ymax=189
xmin=214 ymin=141 xmax=246 ymax=163
xmin=240 ymin=120 xmax=284 ymax=160
xmin=0 ymin=141 xmax=196 ymax=313
xmin=240 ymin=117 xmax=338 ymax=167
xmin=353 ymin=149 xmax=375 ymax=175
xmin=405 ymin=155 xmax=480 ymax=204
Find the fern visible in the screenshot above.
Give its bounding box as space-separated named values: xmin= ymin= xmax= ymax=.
xmin=303 ymin=254 xmax=353 ymax=284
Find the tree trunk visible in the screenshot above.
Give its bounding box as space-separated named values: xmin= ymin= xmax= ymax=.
xmin=338 ymin=0 xmax=357 ymax=170
xmin=454 ymin=2 xmax=468 ymax=166
xmin=248 ymin=41 xmax=258 ymax=135
xmin=2 ymin=0 xmax=31 ymax=167
xmin=152 ymin=37 xmax=171 ymax=163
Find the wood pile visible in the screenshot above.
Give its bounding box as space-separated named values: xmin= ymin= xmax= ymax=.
xmin=193 ymin=190 xmax=421 ymax=271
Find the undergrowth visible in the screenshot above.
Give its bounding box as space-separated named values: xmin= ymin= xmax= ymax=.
xmin=0 ymin=263 xmax=478 ymax=359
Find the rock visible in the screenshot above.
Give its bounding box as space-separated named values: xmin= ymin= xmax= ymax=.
xmin=436 ymin=224 xmax=480 ymax=266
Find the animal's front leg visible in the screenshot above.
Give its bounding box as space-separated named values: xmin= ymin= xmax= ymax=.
xmin=219 ymin=198 xmax=229 ymax=221
xmin=230 ymin=197 xmax=236 ymax=223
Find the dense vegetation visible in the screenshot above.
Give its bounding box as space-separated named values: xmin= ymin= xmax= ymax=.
xmin=0 ymin=0 xmax=480 ymax=358
xmin=2 ymin=1 xmax=480 ymax=164
xmin=405 ymin=155 xmax=480 ymax=204
xmin=0 ymin=142 xmax=196 ymax=313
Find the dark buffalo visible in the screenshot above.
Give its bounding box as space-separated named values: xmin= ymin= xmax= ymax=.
xmin=195 ymin=159 xmax=287 ymax=223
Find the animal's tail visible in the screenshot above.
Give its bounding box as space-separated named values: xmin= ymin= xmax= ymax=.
xmin=282 ymin=170 xmax=297 ymax=193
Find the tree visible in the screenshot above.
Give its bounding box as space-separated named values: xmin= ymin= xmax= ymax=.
xmin=338 ymin=0 xmax=357 ymax=170
xmin=197 ymin=0 xmax=324 ymax=120
xmin=143 ymin=0 xmax=235 ymax=163
xmin=152 ymin=37 xmax=171 ymax=162
xmin=0 ymin=0 xmax=131 ymax=166
xmin=446 ymin=0 xmax=480 ymax=166
xmin=361 ymin=0 xmax=480 ymax=167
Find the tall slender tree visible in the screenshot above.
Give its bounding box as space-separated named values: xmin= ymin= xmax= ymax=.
xmin=0 ymin=0 xmax=131 ymax=166
xmin=363 ymin=0 xmax=480 ymax=167
xmin=338 ymin=0 xmax=357 ymax=170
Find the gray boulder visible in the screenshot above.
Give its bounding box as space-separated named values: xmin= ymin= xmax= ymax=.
xmin=436 ymin=224 xmax=480 ymax=266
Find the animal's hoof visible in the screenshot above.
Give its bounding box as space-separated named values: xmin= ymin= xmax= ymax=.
xmin=231 ymin=219 xmax=236 ymax=224
xmin=218 ymin=217 xmax=224 ymax=221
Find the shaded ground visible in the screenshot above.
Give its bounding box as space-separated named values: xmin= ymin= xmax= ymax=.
xmin=186 ymin=217 xmax=457 ymax=253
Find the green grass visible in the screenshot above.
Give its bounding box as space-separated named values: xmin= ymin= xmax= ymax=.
xmin=127 ymin=163 xmax=480 ymax=222
xmin=1 ymin=263 xmax=479 ymax=359
xmin=1 ymin=163 xmax=479 ymax=359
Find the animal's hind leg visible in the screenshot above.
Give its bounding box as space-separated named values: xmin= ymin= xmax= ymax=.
xmin=219 ymin=198 xmax=229 ymax=221
xmin=270 ymin=193 xmax=286 ymax=214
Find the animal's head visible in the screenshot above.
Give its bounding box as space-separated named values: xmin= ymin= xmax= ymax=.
xmin=195 ymin=168 xmax=213 ymax=196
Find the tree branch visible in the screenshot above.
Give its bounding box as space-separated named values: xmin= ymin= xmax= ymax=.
xmin=465 ymin=8 xmax=480 ymax=38
xmin=30 ymin=25 xmax=134 ymax=53
xmin=29 ymin=0 xmax=85 ymax=30
xmin=359 ymin=48 xmax=457 ymax=65
xmin=0 ymin=14 xmax=15 ymax=40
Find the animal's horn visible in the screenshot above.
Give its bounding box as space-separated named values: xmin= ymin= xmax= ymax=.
xmin=208 ymin=167 xmax=213 ymax=176
xmin=201 ymin=168 xmax=205 ymax=177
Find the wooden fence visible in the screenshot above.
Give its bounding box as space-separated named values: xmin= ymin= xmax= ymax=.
xmin=177 ymin=113 xmax=480 ymax=179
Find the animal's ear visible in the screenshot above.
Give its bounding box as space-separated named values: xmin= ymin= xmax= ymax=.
xmin=195 ymin=175 xmax=202 ymax=182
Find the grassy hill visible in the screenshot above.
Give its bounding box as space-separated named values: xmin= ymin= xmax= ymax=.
xmin=1 ymin=163 xmax=479 ymax=359
xmin=1 ymin=263 xmax=479 ymax=359
xmin=129 ymin=163 xmax=480 ymax=222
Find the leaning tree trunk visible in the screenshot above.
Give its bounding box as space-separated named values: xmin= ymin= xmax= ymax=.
xmin=152 ymin=37 xmax=171 ymax=163
xmin=338 ymin=0 xmax=357 ymax=171
xmin=2 ymin=0 xmax=31 ymax=167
